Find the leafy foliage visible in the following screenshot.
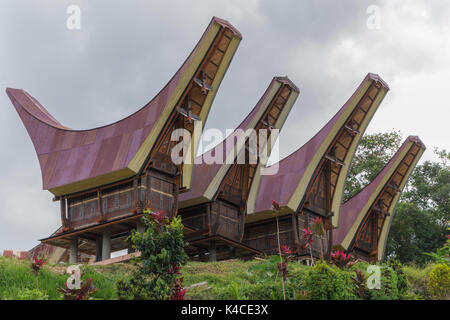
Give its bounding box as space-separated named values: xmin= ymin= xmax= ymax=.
xmin=116 ymin=212 xmax=188 ymax=300
xmin=367 ymin=265 xmax=400 ymax=300
xmin=423 ymin=228 xmax=450 ymax=266
xmin=352 ymin=269 xmax=368 ymax=299
xmin=248 ymin=255 xmax=282 ymax=280
xmin=385 ymin=259 xmax=408 ymax=298
xmin=427 ymin=264 xmax=450 ymax=299
xmin=344 ymin=130 xmax=402 ymax=201
xmin=227 ymin=281 xmax=248 ymax=300
xmin=302 ymin=261 xmax=357 ymax=300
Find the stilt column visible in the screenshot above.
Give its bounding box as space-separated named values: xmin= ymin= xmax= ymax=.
xmin=102 ymin=227 xmax=111 ymax=261
xmin=95 ymin=238 xmax=103 ymax=262
xmin=209 ymin=242 xmax=217 ymax=262
xmin=69 ymin=236 xmax=78 ymax=264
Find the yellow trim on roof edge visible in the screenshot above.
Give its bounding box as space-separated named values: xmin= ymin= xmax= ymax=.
xmin=332 ymin=86 xmax=388 ymax=227
xmin=377 ymin=146 xmax=424 ymax=260
xmin=128 ymin=23 xmax=221 ymax=173
xmin=246 ymin=90 xmax=299 ymax=214
xmin=182 ymin=36 xmax=241 ymax=190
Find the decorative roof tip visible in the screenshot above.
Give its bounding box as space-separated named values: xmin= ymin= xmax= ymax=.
xmin=407 ymin=135 xmax=426 ymax=149
xmin=211 ymin=16 xmax=242 ymax=39
xmin=6 ymin=87 xmax=71 ymax=130
xmin=367 ymin=73 xmax=390 ymax=90
xmin=274 ymin=76 xmax=300 ymax=93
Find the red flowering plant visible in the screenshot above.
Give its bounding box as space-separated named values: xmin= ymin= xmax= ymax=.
xmin=170 ymin=277 xmax=186 ymax=300
xmin=311 ymin=217 xmax=326 ymax=260
xmin=58 ymin=276 xmax=98 ymax=300
xmin=30 ymin=256 xmax=46 ymax=290
xmin=330 ymin=250 xmax=355 ymax=269
xmin=302 ymin=227 xmax=315 ymax=264
xmin=168 ymin=263 xmax=186 ymax=300
xmin=30 ymin=257 xmax=46 ymax=276
xmin=278 ymin=245 xmax=294 ymax=283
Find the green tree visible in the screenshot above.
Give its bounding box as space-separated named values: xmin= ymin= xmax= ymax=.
xmin=344 ymin=130 xmax=402 ymax=201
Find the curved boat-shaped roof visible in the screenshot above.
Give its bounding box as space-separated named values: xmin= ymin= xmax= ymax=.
xmin=179 ymin=76 xmax=299 ymax=208
xmin=7 ymin=17 xmax=242 ymax=196
xmin=248 ymin=73 xmax=390 ymax=225
xmin=333 ymin=136 xmax=425 ymax=260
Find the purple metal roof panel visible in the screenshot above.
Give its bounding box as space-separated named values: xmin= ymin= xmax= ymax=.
xmin=6 ymin=17 xmax=240 ymax=193
xmin=254 ymin=73 xmax=388 ymax=213
xmin=179 ymin=76 xmax=298 ymax=204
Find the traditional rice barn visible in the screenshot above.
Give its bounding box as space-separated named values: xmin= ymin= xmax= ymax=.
xmin=178 ymin=77 xmax=299 ymax=261
xmin=7 ymin=15 xmax=424 ymax=265
xmin=6 ymin=17 xmax=242 ymax=263
xmin=333 ymin=136 xmax=425 ymax=262
xmin=244 ymin=74 xmax=390 ymax=261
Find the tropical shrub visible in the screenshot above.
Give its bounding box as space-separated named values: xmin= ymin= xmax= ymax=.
xmin=302 ymin=261 xmax=357 ymax=300
xmin=116 ymin=212 xmax=188 ymax=300
xmin=427 ymin=264 xmax=450 ymax=299
xmin=385 ymin=259 xmax=408 ymax=298
xmin=424 ymin=232 xmax=450 ymax=266
xmin=366 ymin=265 xmax=400 ymax=300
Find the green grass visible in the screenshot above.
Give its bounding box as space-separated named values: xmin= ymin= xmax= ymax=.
xmin=0 ymin=256 xmax=132 ymax=300
xmin=403 ymin=263 xmax=436 ymax=299
xmin=0 ymin=255 xmax=442 ymax=300
xmin=182 ymin=259 xmax=310 ymax=300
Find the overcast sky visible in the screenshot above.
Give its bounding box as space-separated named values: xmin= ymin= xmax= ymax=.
xmin=1 ymin=0 xmax=449 ymax=252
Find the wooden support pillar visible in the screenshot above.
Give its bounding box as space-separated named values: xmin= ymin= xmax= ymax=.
xmin=97 ymin=189 xmax=105 ymax=222
xmin=172 ymin=179 xmax=179 ymax=219
xmin=133 ymin=178 xmax=139 ymax=203
xmin=69 ymin=236 xmax=78 ymax=264
xmin=228 ymin=247 xmax=236 ymax=259
xmin=207 ymin=204 xmax=212 ymax=236
xmin=291 ymin=212 xmax=300 ymax=254
xmin=209 ymin=241 xmax=217 ymax=262
xmin=327 ymin=225 xmax=333 ymax=260
xmin=102 ymin=228 xmax=111 ymax=261
xmin=60 ymin=197 xmax=68 ymax=230
xmin=141 ymin=172 xmax=148 ymax=204
xmin=95 ymin=238 xmax=102 ymax=262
